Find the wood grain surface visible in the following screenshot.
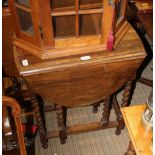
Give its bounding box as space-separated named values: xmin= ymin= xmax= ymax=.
xmin=14 ymin=25 xmax=146 ymax=107
xmin=2 ymin=7 xmax=19 ymax=77
xmin=121 ymin=105 xmax=153 ymax=155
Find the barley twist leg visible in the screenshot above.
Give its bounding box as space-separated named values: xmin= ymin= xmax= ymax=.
xmin=121 ymin=81 xmax=133 ymax=107
xmin=31 ymin=96 xmax=48 ymax=149
xmin=101 ymin=97 xmax=111 ymax=127
xmin=121 ymin=80 xmax=134 ymax=129
xmin=56 ymin=105 xmax=67 ymax=144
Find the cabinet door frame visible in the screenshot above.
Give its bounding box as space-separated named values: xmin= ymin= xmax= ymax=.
xmin=8 ymin=0 xmax=42 ymax=47
xmin=115 ymin=0 xmax=128 ymax=32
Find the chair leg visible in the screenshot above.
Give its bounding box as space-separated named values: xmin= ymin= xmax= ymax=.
xmin=120 ymin=80 xmax=133 ymax=130
xmin=56 ymin=105 xmax=67 ymax=144
xmin=101 ymin=97 xmax=111 ymax=127
xmin=31 ymin=95 xmax=48 ymax=149
xmin=112 ymin=95 xmax=124 ymax=135
xmin=121 ymin=80 xmax=133 ymax=108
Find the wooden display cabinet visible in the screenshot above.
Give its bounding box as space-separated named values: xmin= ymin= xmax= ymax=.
xmin=8 ymin=0 xmax=129 ymax=59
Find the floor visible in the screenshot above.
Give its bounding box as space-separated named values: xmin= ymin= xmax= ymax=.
xmin=35 ymin=59 xmax=152 ymax=155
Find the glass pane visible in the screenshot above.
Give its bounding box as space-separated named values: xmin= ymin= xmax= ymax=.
xmin=2 ymin=0 xmax=8 ymax=7
xmin=80 ymin=14 xmax=102 ymax=36
xmin=16 ymin=7 xmax=34 ymax=35
xmin=52 ymin=16 xmax=75 ymax=37
xmin=16 ymin=0 xmax=30 ymax=7
xmin=116 ymin=0 xmax=123 ymax=21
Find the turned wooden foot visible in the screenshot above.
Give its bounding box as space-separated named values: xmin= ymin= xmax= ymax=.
xmin=112 ymin=95 xmax=124 ymax=135
xmin=101 ymin=97 xmax=111 ymax=127
xmin=115 ymin=117 xmax=125 ymax=136
xmin=56 ymin=105 xmax=67 ymax=144
xmin=92 ymin=102 xmax=100 ymax=113
xmin=31 ymin=95 xmax=48 ymax=148
xmin=120 ymin=80 xmax=133 ymax=129
xmin=124 ymin=141 xmax=136 ymax=155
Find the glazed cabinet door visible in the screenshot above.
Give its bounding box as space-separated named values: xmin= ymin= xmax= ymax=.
xmin=8 ymin=0 xmax=42 ymax=47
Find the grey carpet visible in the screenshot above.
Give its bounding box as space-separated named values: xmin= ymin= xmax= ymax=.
xmin=35 ymin=60 xmax=152 ymax=155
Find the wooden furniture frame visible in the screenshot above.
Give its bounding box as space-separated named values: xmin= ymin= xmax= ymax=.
xmin=13 ymin=24 xmax=146 ymax=148
xmin=45 ymin=86 xmax=135 ymax=145
xmin=2 ymin=78 xmax=36 ymax=155
xmin=2 ymin=6 xmax=20 ymax=77
xmin=2 ymin=96 xmax=27 ymax=155
xmin=8 ymin=0 xmax=129 ymax=59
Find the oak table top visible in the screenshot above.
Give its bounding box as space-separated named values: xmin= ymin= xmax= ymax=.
xmin=121 ymin=105 xmax=153 ymax=155
xmin=13 ymin=24 xmax=146 ymax=107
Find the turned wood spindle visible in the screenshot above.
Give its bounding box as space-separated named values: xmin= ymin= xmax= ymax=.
xmin=101 ymin=97 xmax=111 ymax=127
xmin=31 ymin=95 xmax=48 ymax=149
xmin=112 ymin=95 xmax=124 ymax=135
xmin=120 ymin=80 xmax=134 ymax=130
xmin=121 ymin=80 xmax=133 ymax=107
xmin=56 ymin=105 xmax=67 ymax=144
